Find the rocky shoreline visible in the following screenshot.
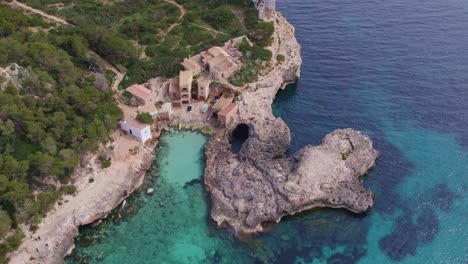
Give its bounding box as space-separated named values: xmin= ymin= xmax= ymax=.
xmin=203 ymin=6 xmax=379 ymax=236
xmin=8 ymin=134 xmax=157 ymax=264
xmin=8 ymin=1 xmax=379 ymax=262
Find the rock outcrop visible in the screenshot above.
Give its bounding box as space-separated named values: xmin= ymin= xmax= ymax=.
xmin=8 ymin=135 xmax=156 ymax=264
xmin=253 ymin=0 xmax=276 ymax=20
xmin=0 ymin=63 xmax=29 ymax=90
xmin=204 ymin=7 xmax=379 ymax=236
xmin=205 ymin=127 xmax=378 ymax=235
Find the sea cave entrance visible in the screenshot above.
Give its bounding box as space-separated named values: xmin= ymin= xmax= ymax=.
xmin=230 ymin=123 xmax=250 ymax=153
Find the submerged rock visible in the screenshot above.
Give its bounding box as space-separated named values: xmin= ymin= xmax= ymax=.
xmin=146 ymin=188 xmax=155 ymax=196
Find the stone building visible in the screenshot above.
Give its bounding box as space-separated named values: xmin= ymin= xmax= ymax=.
xmin=218 ymin=103 xmax=238 ymax=127
xmin=169 ymin=78 xmax=181 ymax=107
xmin=126 ymin=84 xmax=152 ymax=105
xmin=179 ymin=70 xmax=193 ymax=105
xmin=197 ymin=76 xmax=210 ymax=101
xmin=207 ymin=55 xmax=240 ymax=81
xmin=181 ymin=54 xmax=203 ymax=75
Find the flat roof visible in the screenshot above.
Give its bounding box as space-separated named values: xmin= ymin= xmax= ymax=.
xmin=179 ymin=70 xmax=193 ymax=88
xmin=208 ymin=46 xmax=230 ymax=57
xmin=160 ymin=102 xmax=172 ymax=112
xmin=126 ymin=84 xmax=151 ymax=100
xmin=198 ymin=76 xmax=211 ymax=87
xmin=121 ymin=118 xmax=149 ymax=130
xmin=169 ymin=78 xmax=180 ymax=93
xmin=208 ymin=55 xmax=236 ymax=70
xmin=181 ymin=56 xmax=203 ymax=71
xmin=218 ymin=103 xmax=237 ymax=117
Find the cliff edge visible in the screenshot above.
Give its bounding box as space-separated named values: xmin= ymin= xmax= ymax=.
xmin=204 ymin=4 xmax=379 ymax=235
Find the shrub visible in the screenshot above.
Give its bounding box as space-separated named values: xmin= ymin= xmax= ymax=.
xmin=155 ymin=101 xmax=164 ymax=109
xmin=136 ymin=112 xmax=154 ymax=124
xmin=99 ymin=156 xmax=112 ymax=168
xmin=61 ymin=185 xmax=77 ymax=195
xmin=251 ymin=45 xmax=272 ymax=61
xmin=0 ymin=210 xmax=11 ymax=239
xmin=0 ymin=228 xmax=24 ymax=262
xmin=122 ymin=90 xmax=133 ymax=99
xmin=276 ymin=54 xmax=285 ymax=62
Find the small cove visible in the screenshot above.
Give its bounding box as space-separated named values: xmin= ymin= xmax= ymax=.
xmin=66 ymin=131 xmax=256 ymax=263
xmin=68 ymin=0 xmax=468 ymax=262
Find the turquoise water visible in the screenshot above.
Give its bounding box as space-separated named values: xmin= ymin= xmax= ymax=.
xmin=69 ymin=0 xmax=468 ymax=262
xmin=67 ymin=131 xmax=256 ymax=263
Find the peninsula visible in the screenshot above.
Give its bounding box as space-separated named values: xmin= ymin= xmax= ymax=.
xmin=203 ymin=0 xmax=379 ymax=235
xmin=4 ymin=0 xmax=378 ymax=263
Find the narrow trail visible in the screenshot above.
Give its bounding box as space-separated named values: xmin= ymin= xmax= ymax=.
xmin=8 ymin=0 xmax=126 ymax=92
xmin=8 ymin=0 xmax=69 ymax=25
xmin=92 ymin=52 xmax=124 ymax=92
xmin=160 ymin=0 xmax=186 ymax=42
xmin=191 ymin=23 xmax=229 ymax=36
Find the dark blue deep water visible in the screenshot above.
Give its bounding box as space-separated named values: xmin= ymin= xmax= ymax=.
xmin=69 ymin=0 xmax=468 ymax=263
xmin=272 ymin=0 xmax=468 ymax=262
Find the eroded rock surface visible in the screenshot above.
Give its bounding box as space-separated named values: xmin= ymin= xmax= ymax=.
xmin=253 ymin=0 xmax=276 ymax=19
xmin=204 ymin=6 xmax=379 ymax=236
xmin=205 ymin=126 xmax=378 ymax=235
xmin=8 ymin=135 xmax=156 ymax=264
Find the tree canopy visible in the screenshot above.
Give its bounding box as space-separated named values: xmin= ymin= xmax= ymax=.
xmin=0 ymin=4 xmax=122 ymax=261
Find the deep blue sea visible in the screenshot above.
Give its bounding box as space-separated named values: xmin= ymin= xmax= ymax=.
xmin=68 ymin=0 xmax=468 ymax=263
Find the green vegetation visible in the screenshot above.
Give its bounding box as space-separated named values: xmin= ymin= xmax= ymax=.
xmin=0 ymin=4 xmax=122 ymax=260
xmin=155 ymin=101 xmax=164 ymax=109
xmin=0 ymin=229 xmax=24 ymax=263
xmin=18 ymin=0 xmax=263 ymax=88
xmin=99 ymin=156 xmax=112 ymax=169
xmin=229 ymin=39 xmax=273 ymax=86
xmin=136 ymin=112 xmax=154 ymax=124
xmin=244 ymin=8 xmax=275 ymax=46
xmin=0 ymin=210 xmax=11 ymax=239
xmin=340 ymin=151 xmax=349 ymax=161
xmin=276 ymin=54 xmax=285 ymax=62
xmin=1 ymin=1 xmax=269 ymax=260
xmin=0 ymin=5 xmax=49 ymax=38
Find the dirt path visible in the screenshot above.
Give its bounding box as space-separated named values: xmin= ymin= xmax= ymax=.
xmin=8 ymin=0 xmax=126 ymax=91
xmin=8 ymin=0 xmax=69 ymax=25
xmin=92 ymin=52 xmax=124 ymax=92
xmin=160 ymin=0 xmax=186 ymax=42
xmin=191 ymin=23 xmax=229 ymax=36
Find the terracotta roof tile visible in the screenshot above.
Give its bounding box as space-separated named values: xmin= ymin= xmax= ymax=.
xmin=218 ymin=103 xmax=237 ymax=117
xmin=126 ymin=84 xmax=151 ymax=100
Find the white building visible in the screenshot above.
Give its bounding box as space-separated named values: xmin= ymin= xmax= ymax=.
xmin=119 ymin=119 xmax=152 ymax=143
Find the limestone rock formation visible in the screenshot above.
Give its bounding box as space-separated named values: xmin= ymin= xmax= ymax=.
xmin=253 ymin=0 xmax=276 ymax=20
xmin=0 ymin=63 xmax=29 ymax=90
xmin=8 ymin=136 xmax=156 ymax=264
xmin=204 ymin=126 xmax=378 ymax=235
xmin=204 ymin=9 xmax=378 ymax=236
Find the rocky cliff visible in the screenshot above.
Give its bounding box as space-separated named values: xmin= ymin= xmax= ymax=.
xmin=203 ymin=6 xmax=379 ymax=235
xmin=8 ymin=136 xmax=156 ymax=264
xmin=253 ymin=0 xmax=276 ymax=20
xmin=205 ymin=127 xmax=378 ymax=235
